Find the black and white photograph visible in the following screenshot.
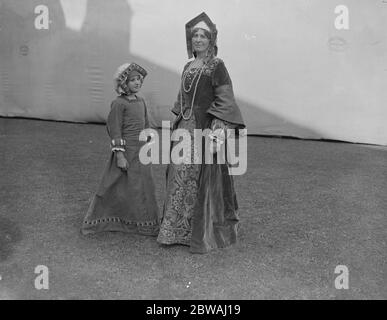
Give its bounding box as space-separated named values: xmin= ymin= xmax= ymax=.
xmin=0 ymin=0 xmax=386 ymax=306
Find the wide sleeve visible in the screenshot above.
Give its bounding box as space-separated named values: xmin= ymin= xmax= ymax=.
xmin=207 ymin=60 xmax=245 ymax=129
xmin=106 ymin=100 xmax=126 ymax=152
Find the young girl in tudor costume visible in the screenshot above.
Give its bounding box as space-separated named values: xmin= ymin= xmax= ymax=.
xmin=81 ymin=63 xmax=159 ymax=236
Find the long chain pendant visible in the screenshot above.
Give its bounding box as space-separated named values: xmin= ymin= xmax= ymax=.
xmin=182 ymin=68 xmax=199 ymax=93
xmin=180 ymin=63 xmax=206 ymax=121
xmin=182 ymin=59 xmax=205 ymax=93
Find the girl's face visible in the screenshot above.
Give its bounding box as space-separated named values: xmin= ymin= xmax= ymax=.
xmin=127 ymin=74 xmax=142 ymax=93
xmin=192 ymin=28 xmax=210 ymax=55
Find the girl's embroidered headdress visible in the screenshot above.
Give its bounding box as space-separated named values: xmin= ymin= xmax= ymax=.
xmin=113 ymin=63 xmax=147 ymax=94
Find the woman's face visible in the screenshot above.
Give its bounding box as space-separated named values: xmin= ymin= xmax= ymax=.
xmin=192 ymin=28 xmax=210 ymax=55
xmin=127 ymin=74 xmax=142 ymax=93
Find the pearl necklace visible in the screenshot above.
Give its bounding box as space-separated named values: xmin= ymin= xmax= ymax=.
xmin=182 ymin=59 xmax=204 ymax=93
xmin=180 ymin=60 xmax=206 ymax=120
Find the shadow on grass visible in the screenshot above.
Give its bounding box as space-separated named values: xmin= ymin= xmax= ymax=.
xmin=0 ymin=216 xmax=22 ymax=262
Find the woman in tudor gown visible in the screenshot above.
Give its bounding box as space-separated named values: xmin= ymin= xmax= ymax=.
xmin=157 ymin=12 xmax=245 ymax=253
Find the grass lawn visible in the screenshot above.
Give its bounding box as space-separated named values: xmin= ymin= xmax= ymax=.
xmin=0 ymin=118 xmax=386 ymax=299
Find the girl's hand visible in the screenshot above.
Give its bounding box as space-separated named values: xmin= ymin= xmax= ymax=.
xmin=116 ymin=153 xmax=129 ymax=170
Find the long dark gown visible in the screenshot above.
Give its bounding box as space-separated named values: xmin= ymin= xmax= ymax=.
xmin=81 ymin=95 xmax=159 ymax=236
xmin=157 ymin=58 xmax=245 ymax=253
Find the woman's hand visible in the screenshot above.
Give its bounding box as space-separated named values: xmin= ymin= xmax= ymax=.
xmin=116 ymin=152 xmax=129 ymax=170
xmin=211 ymin=118 xmax=227 ymax=131
xmin=211 ymin=118 xmax=231 ymax=139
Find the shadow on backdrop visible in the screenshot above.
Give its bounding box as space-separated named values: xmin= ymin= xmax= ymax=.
xmin=0 ymin=0 xmax=328 ymax=140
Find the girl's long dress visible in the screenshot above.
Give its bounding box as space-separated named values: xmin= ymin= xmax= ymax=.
xmin=157 ymin=58 xmax=245 ymax=253
xmin=81 ymin=95 xmax=159 ymax=236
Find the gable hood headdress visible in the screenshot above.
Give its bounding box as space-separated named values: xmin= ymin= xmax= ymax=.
xmin=185 ymin=12 xmax=218 ymax=59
